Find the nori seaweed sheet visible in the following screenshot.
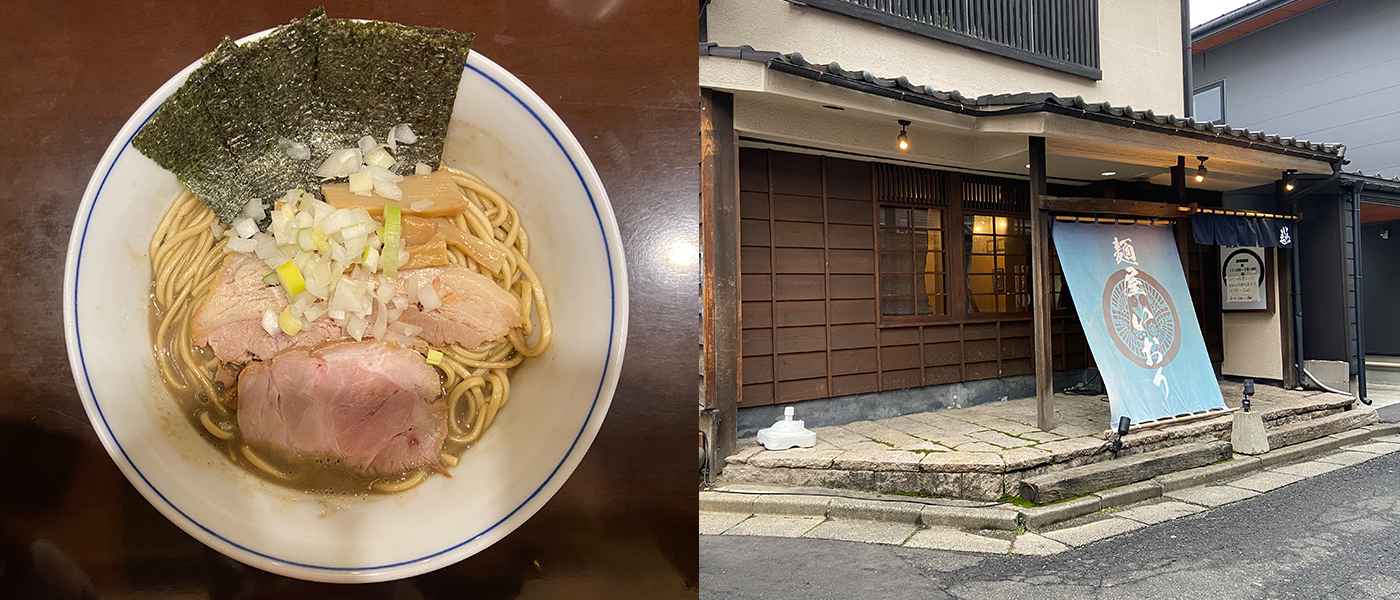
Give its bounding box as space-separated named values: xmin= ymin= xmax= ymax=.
xmin=132 ymin=8 xmax=473 ymax=224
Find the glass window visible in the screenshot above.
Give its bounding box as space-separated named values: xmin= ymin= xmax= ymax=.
xmin=879 ymin=206 xmax=946 ymax=317
xmin=964 ymin=215 xmax=1031 ymax=313
xmin=1193 ymin=81 xmax=1224 ymax=124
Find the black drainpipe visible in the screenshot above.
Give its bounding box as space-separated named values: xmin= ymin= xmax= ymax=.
xmin=1182 ymin=0 xmax=1194 ymax=118
xmin=1351 ymin=181 xmax=1372 ymax=404
xmin=1290 ymin=164 xmax=1343 ymax=390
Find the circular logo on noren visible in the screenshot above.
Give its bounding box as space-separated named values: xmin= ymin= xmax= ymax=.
xmin=1101 ymin=268 xmax=1179 ymax=369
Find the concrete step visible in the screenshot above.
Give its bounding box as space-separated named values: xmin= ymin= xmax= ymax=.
xmin=1018 ymin=441 xmax=1231 ymax=504
xmin=1266 ymin=406 xmax=1378 ymax=449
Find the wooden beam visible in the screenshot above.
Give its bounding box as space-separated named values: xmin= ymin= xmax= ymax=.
xmin=1172 ymin=156 xmax=1191 ymax=275
xmin=1039 ymin=196 xmax=1188 ymax=219
xmin=1029 ymin=136 xmax=1055 ymax=431
xmin=700 ymin=89 xmax=740 ymax=476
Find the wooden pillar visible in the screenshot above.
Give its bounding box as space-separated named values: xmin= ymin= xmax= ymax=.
xmin=700 ymin=89 xmax=740 ymax=476
xmin=1029 ymin=137 xmax=1055 ymax=431
xmin=1275 ymin=180 xmax=1299 ymax=388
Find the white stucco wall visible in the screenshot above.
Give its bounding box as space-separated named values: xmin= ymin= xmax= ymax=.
xmin=1221 ymin=254 xmax=1283 ymax=381
xmin=706 ymin=0 xmax=1185 ymax=115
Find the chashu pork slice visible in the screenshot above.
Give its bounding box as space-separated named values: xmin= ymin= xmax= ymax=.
xmin=236 ymin=340 xmax=446 ymax=476
xmin=191 ymin=253 xmax=341 ymax=362
xmin=395 ymin=264 xmax=524 ymax=349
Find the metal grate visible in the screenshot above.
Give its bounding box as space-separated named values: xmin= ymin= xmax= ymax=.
xmin=800 ymin=0 xmax=1101 ymax=79
xmin=962 ymin=173 xmax=1029 ymax=213
xmin=875 ymin=162 xmax=946 ymax=206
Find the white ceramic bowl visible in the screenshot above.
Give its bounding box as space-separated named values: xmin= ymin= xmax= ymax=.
xmin=62 ymin=30 xmax=627 ymax=583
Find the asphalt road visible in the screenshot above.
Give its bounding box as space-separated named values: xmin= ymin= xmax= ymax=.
xmin=701 ymin=450 xmax=1400 ymax=600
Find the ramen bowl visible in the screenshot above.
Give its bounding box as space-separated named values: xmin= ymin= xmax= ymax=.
xmin=62 ymin=30 xmax=626 ymax=583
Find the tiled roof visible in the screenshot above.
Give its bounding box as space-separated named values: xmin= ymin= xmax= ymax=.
xmin=702 ymin=43 xmax=1344 ymax=162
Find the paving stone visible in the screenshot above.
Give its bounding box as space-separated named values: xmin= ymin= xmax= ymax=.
xmin=1346 ymin=441 xmax=1400 ymax=455
xmin=700 ymin=512 xmax=750 ymax=535
xmin=901 ymin=440 xmax=953 ymax=452
xmin=752 ymin=494 xmax=831 ymax=517
xmin=981 ymin=417 xmax=1045 ymax=436
xmin=1034 ymin=436 xmax=1107 ymax=460
xmin=1042 ymin=517 xmax=1146 ymax=547
xmin=724 ymin=515 xmax=825 ymax=538
xmin=1166 ymin=484 xmax=1260 ymax=507
xmin=1314 ymin=450 xmax=1379 ymax=467
xmin=920 ymin=450 xmax=1004 ymax=473
xmin=1114 ymin=500 xmax=1205 ymax=525
xmin=953 ymin=441 xmax=1006 ymax=453
xmin=912 ymin=471 xmax=964 ymax=498
xmin=725 ymin=444 xmax=763 ymax=464
xmin=970 ymin=430 xmax=1034 ymax=449
xmin=804 ymin=519 xmax=917 ymax=545
xmin=1047 ymin=424 xmax=1103 ymax=438
xmin=811 ymin=426 xmax=872 ymax=450
xmin=747 ymin=447 xmax=844 ymax=469
xmin=699 ymin=491 xmax=755 ymax=514
xmin=1228 ymin=470 xmax=1304 ymax=493
xmin=1011 ymin=532 xmax=1071 ymax=556
xmin=843 ymin=421 xmax=925 ymax=448
xmin=1020 ymin=430 xmax=1069 ymax=443
xmin=911 ymin=414 xmax=987 ymax=435
xmin=831 ymin=446 xmax=924 ymax=472
xmin=962 ymin=472 xmax=1008 ymax=500
xmin=1270 ymin=459 xmax=1345 ymax=478
xmin=827 ymin=498 xmax=922 ymax=524
xmin=904 ymin=528 xmax=1012 ymax=554
xmin=1000 ymin=446 xmax=1055 ymax=470
xmin=920 ymin=505 xmax=1020 ymax=531
xmin=1372 ymin=433 xmax=1400 ymax=444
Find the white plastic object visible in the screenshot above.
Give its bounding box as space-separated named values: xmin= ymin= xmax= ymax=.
xmin=757 ymin=407 xmax=817 ymax=450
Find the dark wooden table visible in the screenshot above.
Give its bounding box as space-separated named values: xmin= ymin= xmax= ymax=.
xmin=0 ymin=2 xmax=698 ymax=597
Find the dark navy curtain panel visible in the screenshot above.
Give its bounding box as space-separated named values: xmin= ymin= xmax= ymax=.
xmin=1191 ymin=213 xmax=1294 ymax=248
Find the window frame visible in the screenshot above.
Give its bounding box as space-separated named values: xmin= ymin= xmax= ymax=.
xmin=876 ymin=202 xmax=952 ymax=326
xmin=961 ymin=209 xmax=1036 ymax=319
xmin=1192 ymin=80 xmax=1226 ymax=125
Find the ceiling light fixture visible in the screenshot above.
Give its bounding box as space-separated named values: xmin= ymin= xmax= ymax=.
xmin=1101 ymin=171 xmax=1117 ymax=177
xmin=1283 ymin=169 xmax=1297 ymax=191
xmin=1195 ymin=156 xmax=1209 ymax=183
xmin=897 ymin=119 xmax=911 ymax=151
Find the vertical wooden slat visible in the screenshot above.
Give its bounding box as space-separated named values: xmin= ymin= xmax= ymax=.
xmin=822 ymin=157 xmax=835 ymax=398
xmin=1029 ymin=136 xmax=1054 ymax=431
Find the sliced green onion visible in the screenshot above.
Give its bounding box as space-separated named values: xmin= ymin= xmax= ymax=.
xmin=278 ymin=306 xmax=303 ymax=336
xmin=381 ymin=204 xmax=402 ymax=278
xmin=262 ymin=272 xmax=280 ymax=285
xmin=276 ymin=261 xmax=307 ymax=297
xmin=297 ymin=228 xmax=316 ymax=252
xmin=311 ymin=226 xmax=330 ymax=253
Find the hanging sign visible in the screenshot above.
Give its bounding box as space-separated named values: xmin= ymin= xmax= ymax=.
xmin=1053 ymin=221 xmax=1226 ymax=427
xmin=1220 ymin=246 xmax=1269 ymax=311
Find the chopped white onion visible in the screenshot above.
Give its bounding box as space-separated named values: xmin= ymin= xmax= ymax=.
xmin=228 ymin=237 xmax=258 ymax=253
xmin=372 ymin=299 xmax=389 ymax=339
xmin=364 ymin=247 xmax=380 ymax=273
xmin=418 ymin=278 xmax=442 ymax=311
xmin=358 ymin=135 xmax=377 ymax=155
xmin=346 ymin=313 xmax=368 ymax=341
xmin=388 ymin=124 xmax=417 ymax=151
xmin=414 ymin=162 xmax=433 ymax=175
xmin=261 ymin=309 xmax=280 ymax=336
xmin=243 ymin=198 xmax=266 ymax=220
xmin=278 ymin=137 xmax=311 ymax=160
xmin=391 ymin=296 xmax=409 ymax=310
xmin=321 ymin=209 xmax=356 ymax=235
xmin=315 ymin=148 xmax=362 ymax=179
xmin=211 ymin=221 xmax=226 ymax=238
xmin=368 ymin=165 xmax=404 ymax=201
xmin=349 ymin=170 xmax=373 ymax=195
xmin=232 ymin=217 xmax=258 ymax=239
xmin=365 ymin=146 xmax=395 ymax=169
xmin=303 ymin=303 xmax=327 ymax=323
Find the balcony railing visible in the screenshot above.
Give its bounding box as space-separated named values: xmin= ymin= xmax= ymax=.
xmin=794 ymin=0 xmax=1102 ymax=80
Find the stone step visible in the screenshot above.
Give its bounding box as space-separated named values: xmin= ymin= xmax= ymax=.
xmin=1266 ymin=406 xmax=1378 ymax=449
xmin=1367 ymin=357 xmax=1400 ymax=385
xmin=1018 ymin=441 xmax=1231 ymax=504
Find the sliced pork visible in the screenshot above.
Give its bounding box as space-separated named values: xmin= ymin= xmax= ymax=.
xmin=191 ymin=253 xmax=341 ymax=362
xmin=395 ymin=264 xmax=523 ymax=349
xmin=236 ymin=340 xmax=446 ymax=476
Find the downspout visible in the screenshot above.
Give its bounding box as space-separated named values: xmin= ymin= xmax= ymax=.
xmin=1351 ymin=181 xmax=1372 ymax=404
xmin=1182 ymin=0 xmax=1193 ymax=118
xmin=1291 ymin=163 xmax=1343 ymax=391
